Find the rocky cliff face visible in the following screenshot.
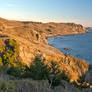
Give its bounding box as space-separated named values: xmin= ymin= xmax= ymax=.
xmin=0 ymin=18 xmax=89 ymax=81
xmin=86 ymin=27 xmax=92 ymax=30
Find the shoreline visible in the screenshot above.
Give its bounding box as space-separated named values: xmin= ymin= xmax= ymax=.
xmin=47 ymin=31 xmax=92 ymax=65
xmin=0 ymin=17 xmax=90 ymax=82
xmin=46 ymin=31 xmax=88 ymax=39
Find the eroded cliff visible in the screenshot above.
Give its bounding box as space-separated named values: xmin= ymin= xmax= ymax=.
xmin=0 ymin=18 xmax=89 ymax=81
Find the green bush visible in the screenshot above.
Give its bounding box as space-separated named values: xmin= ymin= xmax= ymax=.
xmin=6 ymin=61 xmax=26 ymax=78
xmin=5 ymin=39 xmax=19 ymax=53
xmin=0 ymin=66 xmax=8 ymax=74
xmin=3 ymin=39 xmax=19 ymax=66
xmin=22 ymin=56 xmax=50 ymax=80
xmin=21 ymin=56 xmax=70 ymax=88
xmin=0 ymin=39 xmax=21 ymax=67
xmin=7 ymin=66 xmax=22 ymax=78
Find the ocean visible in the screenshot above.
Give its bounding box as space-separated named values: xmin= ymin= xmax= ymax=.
xmin=48 ymin=29 xmax=92 ymax=64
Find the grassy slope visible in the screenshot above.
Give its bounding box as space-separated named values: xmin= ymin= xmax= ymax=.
xmin=0 ymin=18 xmax=89 ymax=82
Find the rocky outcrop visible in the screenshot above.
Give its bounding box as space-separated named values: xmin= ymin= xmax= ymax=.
xmin=86 ymin=27 xmax=92 ymax=30
xmin=0 ymin=18 xmax=89 ymax=81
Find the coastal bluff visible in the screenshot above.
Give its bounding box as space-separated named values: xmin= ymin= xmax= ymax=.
xmin=0 ymin=17 xmax=89 ymax=81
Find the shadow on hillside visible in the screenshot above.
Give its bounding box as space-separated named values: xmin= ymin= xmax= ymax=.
xmin=0 ymin=35 xmax=8 ymax=38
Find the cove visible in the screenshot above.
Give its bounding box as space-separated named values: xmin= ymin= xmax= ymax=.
xmin=48 ymin=29 xmax=92 ymax=64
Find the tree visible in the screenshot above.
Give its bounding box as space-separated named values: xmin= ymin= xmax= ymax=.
xmin=7 ymin=66 xmax=22 ymax=78
xmin=22 ymin=56 xmax=50 ymax=80
xmin=22 ymin=57 xmax=70 ymax=88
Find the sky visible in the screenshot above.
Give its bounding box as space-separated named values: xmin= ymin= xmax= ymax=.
xmin=0 ymin=0 xmax=92 ymax=27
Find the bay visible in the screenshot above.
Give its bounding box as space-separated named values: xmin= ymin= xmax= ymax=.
xmin=48 ymin=29 xmax=92 ymax=64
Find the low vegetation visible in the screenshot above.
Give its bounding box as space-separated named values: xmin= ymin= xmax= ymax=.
xmin=0 ymin=81 xmax=15 ymax=92
xmin=7 ymin=55 xmax=70 ymax=88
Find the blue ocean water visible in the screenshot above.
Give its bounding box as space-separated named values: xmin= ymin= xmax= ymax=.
xmin=48 ymin=29 xmax=92 ymax=64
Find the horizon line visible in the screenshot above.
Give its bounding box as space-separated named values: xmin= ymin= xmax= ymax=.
xmin=0 ymin=17 xmax=90 ymax=27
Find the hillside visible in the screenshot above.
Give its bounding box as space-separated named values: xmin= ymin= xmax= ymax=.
xmin=86 ymin=27 xmax=92 ymax=30
xmin=0 ymin=17 xmax=89 ymax=82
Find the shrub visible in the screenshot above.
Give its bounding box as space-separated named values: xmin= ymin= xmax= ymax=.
xmin=5 ymin=39 xmax=19 ymax=53
xmin=22 ymin=56 xmax=70 ymax=88
xmin=6 ymin=61 xmax=26 ymax=78
xmin=0 ymin=66 xmax=8 ymax=74
xmin=7 ymin=66 xmax=22 ymax=78
xmin=0 ymin=39 xmax=21 ymax=67
xmin=3 ymin=39 xmax=19 ymax=66
xmin=22 ymin=56 xmax=50 ymax=80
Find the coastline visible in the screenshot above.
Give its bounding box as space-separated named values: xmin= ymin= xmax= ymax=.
xmin=47 ymin=30 xmax=91 ymax=65
xmin=0 ymin=18 xmax=89 ymax=81
xmin=46 ymin=31 xmax=88 ymax=39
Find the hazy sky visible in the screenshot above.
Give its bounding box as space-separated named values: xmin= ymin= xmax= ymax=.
xmin=0 ymin=0 xmax=92 ymax=26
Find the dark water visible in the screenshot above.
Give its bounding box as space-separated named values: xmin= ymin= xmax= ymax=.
xmin=48 ymin=29 xmax=92 ymax=64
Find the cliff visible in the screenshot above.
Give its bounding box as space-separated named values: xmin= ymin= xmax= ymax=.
xmin=86 ymin=27 xmax=92 ymax=30
xmin=0 ymin=18 xmax=89 ymax=81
